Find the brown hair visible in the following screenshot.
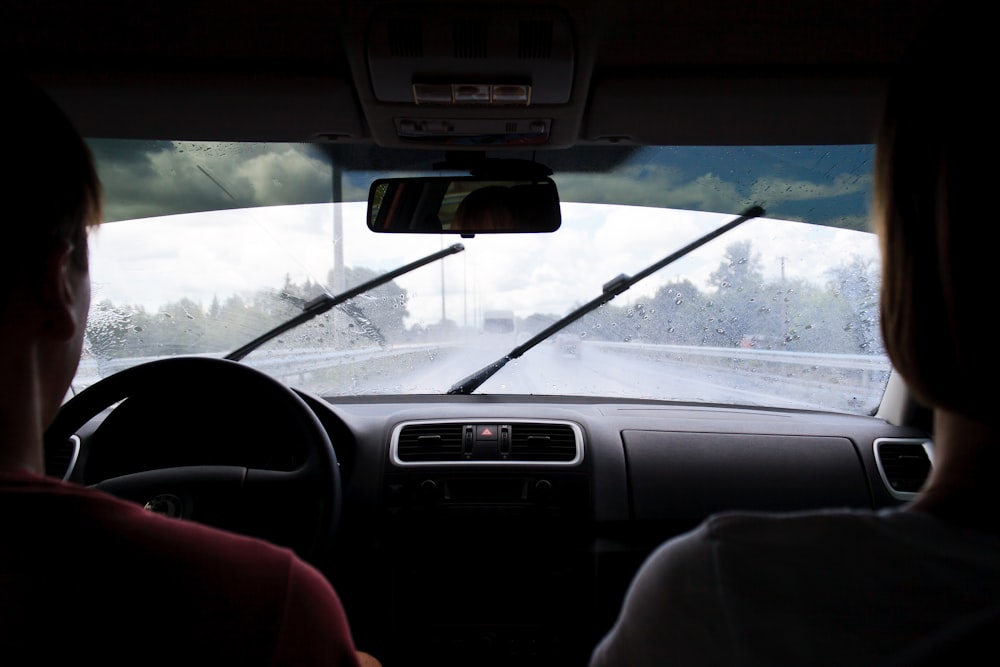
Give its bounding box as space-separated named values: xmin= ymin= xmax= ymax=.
xmin=2 ymin=74 xmax=102 ymax=309
xmin=452 ymin=185 xmax=516 ymax=231
xmin=874 ymin=10 xmax=993 ymax=419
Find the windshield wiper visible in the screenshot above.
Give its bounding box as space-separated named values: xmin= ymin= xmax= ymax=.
xmin=226 ymin=243 xmax=465 ymax=362
xmin=447 ymin=205 xmax=765 ymax=394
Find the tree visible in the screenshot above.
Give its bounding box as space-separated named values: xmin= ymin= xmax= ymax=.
xmin=645 ymin=279 xmax=706 ymax=344
xmin=825 ymin=255 xmax=883 ymax=354
xmin=85 ymin=300 xmax=143 ymax=362
xmin=707 ymin=240 xmax=769 ymax=347
xmin=328 ymin=266 xmax=410 ymax=342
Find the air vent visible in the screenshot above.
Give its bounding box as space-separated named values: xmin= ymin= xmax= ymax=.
xmin=391 ymin=419 xmax=583 ymax=466
xmin=454 ymin=20 xmax=488 ymax=58
xmin=874 ymin=438 xmax=933 ymax=500
xmin=396 ymin=423 xmax=464 ymax=462
xmin=510 ymin=423 xmax=577 ymax=461
xmin=44 ymin=435 xmax=81 ymax=481
xmin=518 ymin=20 xmax=553 ymax=58
xmin=388 ymin=20 xmax=423 ymax=57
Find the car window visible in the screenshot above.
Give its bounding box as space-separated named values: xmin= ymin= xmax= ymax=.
xmin=77 ymin=140 xmax=889 ymax=415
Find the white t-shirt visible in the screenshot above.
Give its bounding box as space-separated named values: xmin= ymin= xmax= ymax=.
xmin=589 ymin=509 xmax=1000 ymax=666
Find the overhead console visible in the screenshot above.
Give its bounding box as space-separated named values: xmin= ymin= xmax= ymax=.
xmin=366 ymin=6 xmax=575 ymax=106
xmin=347 ymin=4 xmax=587 ymax=149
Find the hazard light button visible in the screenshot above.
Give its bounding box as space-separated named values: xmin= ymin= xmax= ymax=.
xmin=476 ymin=424 xmax=499 ymax=441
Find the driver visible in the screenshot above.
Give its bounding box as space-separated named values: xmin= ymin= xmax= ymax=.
xmin=451 ymin=184 xmax=518 ymax=231
xmin=0 ymin=73 xmax=378 ymax=666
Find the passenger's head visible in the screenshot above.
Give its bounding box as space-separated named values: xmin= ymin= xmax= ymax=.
xmin=452 ymin=185 xmax=516 ymax=231
xmin=1 ymin=74 xmax=102 ymax=317
xmin=873 ymin=11 xmax=992 ymax=419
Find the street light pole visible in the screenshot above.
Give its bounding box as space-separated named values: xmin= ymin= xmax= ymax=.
xmin=333 ymin=162 xmax=344 ymax=347
xmin=440 ymin=236 xmax=446 ymax=323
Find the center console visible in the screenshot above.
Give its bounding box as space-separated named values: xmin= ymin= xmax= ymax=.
xmin=378 ymin=418 xmax=594 ymax=665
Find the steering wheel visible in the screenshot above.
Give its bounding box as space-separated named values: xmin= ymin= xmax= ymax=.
xmin=44 ymin=356 xmax=341 ymax=564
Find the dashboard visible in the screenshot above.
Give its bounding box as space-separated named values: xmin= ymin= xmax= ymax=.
xmin=46 ymin=385 xmax=933 ymax=665
xmin=305 ymin=394 xmax=930 ymax=665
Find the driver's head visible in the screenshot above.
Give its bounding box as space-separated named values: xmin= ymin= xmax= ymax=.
xmin=452 ymin=185 xmax=516 ymax=231
xmin=2 ymin=74 xmax=101 ymax=313
xmin=0 ymin=73 xmax=102 ymax=428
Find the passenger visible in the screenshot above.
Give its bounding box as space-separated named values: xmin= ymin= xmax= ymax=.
xmin=451 ymin=184 xmax=517 ymax=231
xmin=0 ymin=74 xmax=378 ymax=666
xmin=589 ymin=9 xmax=1000 ymax=666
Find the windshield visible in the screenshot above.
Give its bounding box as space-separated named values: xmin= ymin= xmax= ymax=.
xmin=77 ymin=141 xmax=889 ymax=415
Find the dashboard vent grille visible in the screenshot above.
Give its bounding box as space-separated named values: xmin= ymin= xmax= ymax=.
xmin=454 ymin=20 xmax=488 ymax=58
xmin=392 ymin=420 xmax=582 ymax=465
xmin=510 ymin=423 xmax=577 ymax=461
xmin=397 ymin=423 xmax=465 ymax=462
xmin=874 ymin=438 xmax=933 ymax=500
xmin=388 ymin=20 xmax=423 ymax=57
xmin=44 ymin=435 xmax=80 ymax=481
xmin=518 ymin=20 xmax=554 ymax=58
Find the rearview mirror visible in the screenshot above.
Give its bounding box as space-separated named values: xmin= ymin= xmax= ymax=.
xmin=367 ymin=177 xmax=561 ymax=235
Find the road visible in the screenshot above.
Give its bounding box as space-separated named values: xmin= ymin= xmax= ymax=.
xmin=72 ymin=339 xmax=888 ymax=414
xmin=346 ymin=339 xmax=888 ymax=414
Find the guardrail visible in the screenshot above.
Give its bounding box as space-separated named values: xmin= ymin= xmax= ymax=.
xmin=586 ymin=340 xmax=890 ymax=372
xmin=584 ymin=339 xmax=892 ymax=405
xmin=71 ymin=340 xmax=891 ymax=398
xmin=70 ymin=343 xmax=456 ymax=393
xmin=244 ymin=343 xmax=456 ymax=385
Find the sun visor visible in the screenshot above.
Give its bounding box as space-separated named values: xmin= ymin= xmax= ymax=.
xmin=37 ymin=72 xmax=368 ymax=143
xmin=584 ymin=75 xmax=884 ymax=146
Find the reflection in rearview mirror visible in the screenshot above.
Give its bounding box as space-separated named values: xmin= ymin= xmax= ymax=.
xmin=367 ymin=177 xmax=561 ymax=235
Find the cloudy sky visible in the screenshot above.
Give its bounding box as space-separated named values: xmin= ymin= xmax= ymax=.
xmin=88 ymin=201 xmax=879 ymax=329
xmin=85 ymin=140 xmax=880 ymax=329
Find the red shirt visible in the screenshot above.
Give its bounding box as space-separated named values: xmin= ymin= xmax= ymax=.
xmin=0 ymin=470 xmax=362 ymax=666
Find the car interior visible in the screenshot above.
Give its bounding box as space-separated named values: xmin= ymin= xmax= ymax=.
xmin=4 ymin=1 xmax=950 ymax=665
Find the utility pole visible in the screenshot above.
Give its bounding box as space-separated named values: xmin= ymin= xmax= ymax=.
xmin=780 ymin=256 xmax=787 ymax=327
xmin=440 ymin=236 xmax=446 ymax=323
xmin=332 ymin=162 xmax=344 ymax=346
xmin=333 ymin=162 xmax=344 ymax=292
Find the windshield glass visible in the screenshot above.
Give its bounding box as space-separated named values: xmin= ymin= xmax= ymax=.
xmin=77 ymin=141 xmax=889 ymax=415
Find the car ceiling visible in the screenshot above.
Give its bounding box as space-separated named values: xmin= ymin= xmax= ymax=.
xmin=3 ymin=0 xmax=941 ymax=151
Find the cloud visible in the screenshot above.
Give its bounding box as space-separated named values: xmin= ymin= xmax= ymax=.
xmin=88 ymin=202 xmax=880 ymax=332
